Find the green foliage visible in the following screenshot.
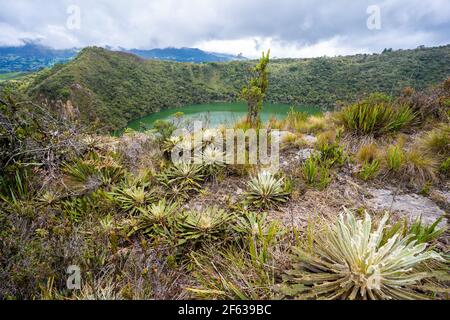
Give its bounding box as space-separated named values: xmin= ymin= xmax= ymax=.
xmin=162 ymin=136 xmax=182 ymax=155
xmin=0 ymin=72 xmax=29 ymax=82
xmin=339 ymin=93 xmax=416 ymax=136
xmin=0 ymin=44 xmax=76 ymax=73
xmin=317 ymin=141 xmax=346 ymax=167
xmin=131 ymin=199 xmax=179 ymax=236
xmin=384 ymin=216 xmax=446 ymax=246
xmin=386 ymin=145 xmax=405 ymax=171
xmin=28 ymin=45 xmax=450 ymax=132
xmin=61 ymin=190 xmax=110 ymax=222
xmin=302 ymin=157 xmax=318 ymax=185
xmin=407 ymin=217 xmax=446 ymax=245
xmin=245 ymin=171 xmax=291 ymax=209
xmin=110 ymin=185 xmax=154 ymax=216
xmin=283 ymin=209 xmax=444 ymax=300
xmin=189 ymin=213 xmax=282 ymax=300
xmin=177 ymin=207 xmax=232 ymax=244
xmin=63 ymin=153 xmax=125 ymax=191
xmin=359 ymin=160 xmax=381 ymax=181
xmin=161 ymin=162 xmax=204 ymax=191
xmin=356 ymin=143 xmax=380 ymax=164
xmin=440 ymin=157 xmax=450 ymax=175
xmin=284 ymin=107 xmax=308 ymax=130
xmin=153 ymin=119 xmax=176 ymax=142
xmin=301 ymin=156 xmax=332 ymax=189
xmin=189 ymin=244 xmax=278 ymax=300
xmin=241 ymin=50 xmax=270 ymax=126
xmin=419 ymin=124 xmax=450 ymax=158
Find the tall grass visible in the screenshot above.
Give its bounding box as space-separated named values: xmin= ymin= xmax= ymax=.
xmin=356 ymin=143 xmax=381 ymax=164
xmin=359 ymin=160 xmax=380 ymax=181
xmin=339 ymin=94 xmax=416 ymax=136
xmin=301 ymin=156 xmax=332 ymax=189
xmin=418 ymin=124 xmax=450 ymax=158
xmin=386 ymin=145 xmax=405 ymax=171
xmin=283 ymin=107 xmax=308 ymax=131
xmin=403 ymin=149 xmax=439 ymax=185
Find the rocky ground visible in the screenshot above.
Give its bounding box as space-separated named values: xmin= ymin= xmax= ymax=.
xmin=180 ymin=131 xmax=449 ymax=247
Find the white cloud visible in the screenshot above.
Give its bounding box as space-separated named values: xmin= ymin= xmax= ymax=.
xmin=0 ymin=0 xmax=449 ymax=57
xmin=196 ymin=36 xmax=368 ymax=58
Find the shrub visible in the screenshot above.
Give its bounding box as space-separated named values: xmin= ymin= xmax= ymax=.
xmin=407 ymin=216 xmax=446 ymax=245
xmin=386 ymin=145 xmax=405 ymax=171
xmin=61 ymin=189 xmax=112 ymax=222
xmin=302 ymin=156 xmax=318 ymax=185
xmin=283 ymin=209 xmax=443 ymax=300
xmin=162 ymin=136 xmax=182 ymax=155
xmin=153 ymin=119 xmax=176 ymax=141
xmin=280 ymin=133 xmax=305 ymax=149
xmin=267 ymin=116 xmax=284 ymax=130
xmin=158 ymin=177 xmax=194 ymax=201
xmin=359 ymin=160 xmax=380 ymax=181
xmin=339 ymin=94 xmax=415 ymax=136
xmin=245 ymin=171 xmax=291 ymax=209
xmin=317 ymin=130 xmax=338 ymax=146
xmin=317 ymin=141 xmax=346 ymax=167
xmin=233 ymin=117 xmax=254 ymax=132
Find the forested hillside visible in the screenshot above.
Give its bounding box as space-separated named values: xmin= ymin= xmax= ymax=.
xmin=27 ymin=45 xmax=450 ymax=131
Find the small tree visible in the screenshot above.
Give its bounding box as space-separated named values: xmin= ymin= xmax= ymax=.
xmin=241 ymin=50 xmax=270 ymax=126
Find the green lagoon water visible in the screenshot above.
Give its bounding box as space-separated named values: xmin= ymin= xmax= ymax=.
xmin=127 ymin=102 xmax=320 ymax=131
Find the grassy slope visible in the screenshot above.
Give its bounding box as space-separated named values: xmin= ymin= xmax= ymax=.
xmin=28 ymin=45 xmax=450 ymax=131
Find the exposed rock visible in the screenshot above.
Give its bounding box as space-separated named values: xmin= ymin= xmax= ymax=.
xmin=430 ymin=190 xmax=450 ymax=211
xmin=366 ymin=188 xmax=447 ymax=227
xmin=116 ymin=132 xmax=161 ymax=171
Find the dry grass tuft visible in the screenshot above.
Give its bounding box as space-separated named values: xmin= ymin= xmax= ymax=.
xmin=403 ymin=149 xmax=439 ymax=185
xmin=356 ymin=143 xmax=382 ymax=164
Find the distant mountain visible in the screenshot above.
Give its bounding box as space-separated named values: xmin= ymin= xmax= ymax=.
xmin=125 ymin=47 xmax=246 ymax=63
xmin=27 ymin=45 xmax=450 ymax=131
xmin=0 ymin=43 xmax=246 ymax=73
xmin=0 ymin=43 xmax=79 ymax=73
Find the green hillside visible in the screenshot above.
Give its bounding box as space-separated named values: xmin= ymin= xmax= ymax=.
xmin=28 ymin=45 xmax=450 ymax=131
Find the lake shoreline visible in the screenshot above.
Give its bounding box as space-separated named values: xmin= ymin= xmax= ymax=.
xmin=125 ymin=102 xmax=321 ymax=133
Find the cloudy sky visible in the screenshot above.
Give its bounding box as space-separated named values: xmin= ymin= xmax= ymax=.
xmin=0 ymin=0 xmax=449 ymax=58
